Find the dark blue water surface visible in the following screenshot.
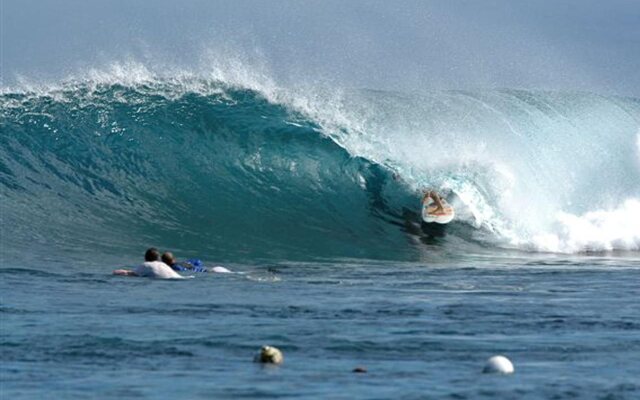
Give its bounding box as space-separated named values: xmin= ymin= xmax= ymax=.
xmin=2 ymin=254 xmax=639 ymax=399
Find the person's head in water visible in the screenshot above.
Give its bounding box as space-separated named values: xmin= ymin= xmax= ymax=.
xmin=145 ymin=248 xmax=161 ymax=262
xmin=161 ymin=252 xmax=176 ymax=266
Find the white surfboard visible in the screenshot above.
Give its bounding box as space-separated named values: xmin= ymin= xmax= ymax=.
xmin=422 ymin=197 xmax=455 ymax=224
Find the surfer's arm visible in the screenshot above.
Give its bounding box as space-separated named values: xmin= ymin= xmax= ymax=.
xmin=422 ymin=190 xmax=435 ymax=204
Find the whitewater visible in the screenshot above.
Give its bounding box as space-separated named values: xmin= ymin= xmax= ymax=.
xmin=2 ymin=62 xmax=640 ymax=400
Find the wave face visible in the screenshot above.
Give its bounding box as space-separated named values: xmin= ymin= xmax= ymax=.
xmin=0 ymin=80 xmax=418 ymax=262
xmin=1 ymin=73 xmax=640 ymax=262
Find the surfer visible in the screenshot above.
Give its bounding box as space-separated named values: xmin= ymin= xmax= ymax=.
xmin=113 ymin=248 xmax=184 ymax=279
xmin=420 ymin=190 xmax=455 ymax=238
xmin=162 ymin=252 xmax=208 ymax=272
xmin=422 ymin=190 xmax=449 ymax=216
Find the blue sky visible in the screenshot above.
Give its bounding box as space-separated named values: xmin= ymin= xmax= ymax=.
xmin=2 ymin=0 xmax=639 ymax=95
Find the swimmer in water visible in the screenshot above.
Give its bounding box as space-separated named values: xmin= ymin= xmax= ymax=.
xmin=113 ymin=248 xmax=184 ymax=279
xmin=161 ymin=252 xmax=207 ymax=272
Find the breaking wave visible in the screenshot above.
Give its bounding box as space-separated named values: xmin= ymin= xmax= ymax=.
xmin=1 ymin=64 xmax=639 ymax=261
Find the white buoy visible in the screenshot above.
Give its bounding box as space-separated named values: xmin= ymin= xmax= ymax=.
xmin=254 ymin=345 xmax=284 ymax=364
xmin=483 ymin=355 xmax=514 ymax=374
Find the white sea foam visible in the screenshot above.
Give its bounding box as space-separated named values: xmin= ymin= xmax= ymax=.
xmin=530 ymin=199 xmax=640 ymax=253
xmin=636 ymin=131 xmax=640 ymax=165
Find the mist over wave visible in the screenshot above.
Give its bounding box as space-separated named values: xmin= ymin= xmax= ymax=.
xmin=1 ymin=62 xmax=639 ymax=261
xmin=300 ymin=86 xmax=640 ymax=253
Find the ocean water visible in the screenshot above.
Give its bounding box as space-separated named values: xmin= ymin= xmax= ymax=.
xmin=2 ymin=256 xmax=640 ymax=399
xmin=1 ymin=69 xmax=640 ymax=398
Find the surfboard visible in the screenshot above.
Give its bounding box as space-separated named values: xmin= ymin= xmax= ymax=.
xmin=422 ymin=197 xmax=455 ymax=224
